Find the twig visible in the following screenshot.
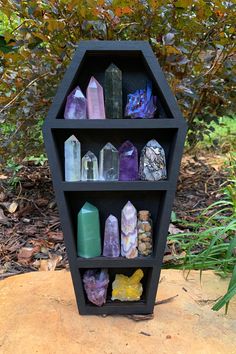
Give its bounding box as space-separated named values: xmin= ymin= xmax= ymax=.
xmin=0 ymin=72 xmax=50 ymax=114
xmin=155 ymin=294 xmax=178 ymax=305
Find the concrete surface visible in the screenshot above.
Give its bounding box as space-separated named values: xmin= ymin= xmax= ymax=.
xmin=0 ymin=269 xmax=235 ymax=354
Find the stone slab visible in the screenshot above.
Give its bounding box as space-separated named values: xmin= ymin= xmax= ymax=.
xmin=0 ymin=269 xmax=235 ymax=354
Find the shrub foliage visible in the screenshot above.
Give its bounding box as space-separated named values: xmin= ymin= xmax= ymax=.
xmin=0 ymin=0 xmax=235 ymax=162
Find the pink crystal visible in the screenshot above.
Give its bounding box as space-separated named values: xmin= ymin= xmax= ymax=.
xmin=86 ymin=77 xmax=106 ymax=119
xmin=103 ymin=215 xmax=120 ymax=257
xmin=64 ymin=86 xmax=87 ymax=119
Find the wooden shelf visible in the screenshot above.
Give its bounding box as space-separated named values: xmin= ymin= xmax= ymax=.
xmin=44 ymin=118 xmax=186 ymax=130
xmin=77 ymin=256 xmax=155 ymax=268
xmin=82 ymin=301 xmax=150 ymax=315
xmin=61 ymin=180 xmax=172 ymax=191
xmin=43 ymin=40 xmax=187 ymax=315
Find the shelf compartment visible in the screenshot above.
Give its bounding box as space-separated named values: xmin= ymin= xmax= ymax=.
xmin=77 ymin=256 xmax=155 ymax=268
xmin=79 ymin=267 xmax=152 ymax=315
xmin=55 ymin=50 xmax=173 ymax=119
xmin=61 ymin=181 xmax=172 ymax=191
xmin=51 ymin=128 xmax=177 ymax=183
xmin=64 ymin=190 xmax=164 ymax=255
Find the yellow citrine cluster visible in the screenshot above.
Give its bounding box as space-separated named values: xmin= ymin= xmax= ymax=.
xmin=111 ymin=269 xmax=144 ymax=301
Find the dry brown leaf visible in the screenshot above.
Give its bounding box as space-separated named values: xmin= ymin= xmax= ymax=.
xmin=47 ymin=231 xmax=63 ymax=242
xmin=0 ymin=208 xmax=8 ymax=224
xmin=17 ymin=245 xmax=40 ymax=264
xmin=8 ymin=201 xmax=18 ymax=213
xmin=39 ymin=255 xmax=62 ymax=271
xmin=168 ymin=223 xmax=185 ymax=235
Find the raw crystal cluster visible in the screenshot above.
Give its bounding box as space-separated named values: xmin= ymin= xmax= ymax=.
xmin=139 ymin=139 xmax=167 ymax=181
xmin=77 ymin=202 xmax=101 ymax=258
xmin=83 ymin=269 xmax=109 ymax=306
xmin=119 ymin=141 xmax=138 ymax=181
xmin=64 ymin=135 xmax=81 ymax=181
xmin=104 ymin=63 xmax=122 ymax=118
xmin=137 ymin=210 xmax=153 ymax=256
xmin=99 ymin=143 xmax=119 ymax=181
xmin=111 ymin=269 xmax=144 ymax=301
xmin=121 ymin=201 xmax=138 ymax=258
xmin=125 ymin=82 xmax=157 ymax=119
xmin=103 ymin=215 xmax=120 ymax=257
xmin=64 ymin=86 xmax=87 ymax=120
xmin=81 ymin=151 xmax=99 ymax=181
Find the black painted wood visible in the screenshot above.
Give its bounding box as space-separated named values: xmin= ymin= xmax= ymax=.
xmin=43 ymin=40 xmax=187 ymax=315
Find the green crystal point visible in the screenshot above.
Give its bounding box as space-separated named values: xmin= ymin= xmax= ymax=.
xmin=77 ymin=202 xmax=101 ymax=258
xmin=105 ymin=63 xmax=123 ymax=119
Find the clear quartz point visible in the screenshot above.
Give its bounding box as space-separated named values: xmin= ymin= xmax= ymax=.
xmin=81 ymin=151 xmax=99 ymax=181
xmin=99 ymin=142 xmax=119 ymax=181
xmin=64 ymin=135 xmax=81 ymax=181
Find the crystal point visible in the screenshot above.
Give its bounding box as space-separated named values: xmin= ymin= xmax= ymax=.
xmin=81 ymin=151 xmax=99 ymax=181
xmin=64 ymin=135 xmax=81 ymax=181
xmin=77 ymin=202 xmax=101 ymax=258
xmin=86 ymin=77 xmax=106 ymax=119
xmin=83 ymin=269 xmax=109 ymax=306
xmin=111 ymin=269 xmax=144 ymax=301
xmin=139 ymin=139 xmax=167 ymax=181
xmin=64 ymin=86 xmax=87 ymax=119
xmin=121 ymin=201 xmax=138 ymax=258
xmin=118 ymin=141 xmax=138 ymax=181
xmin=105 ymin=63 xmax=123 ymax=118
xmin=103 ymin=214 xmax=120 ymax=257
xmin=99 ymin=142 xmax=119 ymax=181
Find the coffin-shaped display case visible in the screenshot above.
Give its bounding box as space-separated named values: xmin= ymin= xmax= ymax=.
xmin=43 ymin=41 xmax=187 ymax=315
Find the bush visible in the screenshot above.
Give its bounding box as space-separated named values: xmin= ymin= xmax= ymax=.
xmin=0 ymin=0 xmax=235 ymax=163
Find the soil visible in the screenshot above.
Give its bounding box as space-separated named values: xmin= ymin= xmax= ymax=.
xmin=0 ymin=153 xmax=229 ymax=278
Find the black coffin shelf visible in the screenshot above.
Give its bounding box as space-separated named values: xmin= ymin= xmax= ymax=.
xmin=43 ymin=41 xmax=187 ymax=315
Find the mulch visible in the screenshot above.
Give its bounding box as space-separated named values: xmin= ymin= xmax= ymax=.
xmin=0 ymin=153 xmax=228 ymax=279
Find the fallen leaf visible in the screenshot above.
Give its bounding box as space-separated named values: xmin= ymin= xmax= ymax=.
xmin=0 ymin=208 xmax=8 ymax=224
xmin=18 ymin=245 xmax=40 ymax=264
xmin=8 ymin=201 xmax=18 ymax=213
xmin=47 ymin=231 xmax=63 ymax=242
xmin=39 ymin=254 xmax=62 ymax=271
xmin=168 ymin=223 xmax=185 ymax=234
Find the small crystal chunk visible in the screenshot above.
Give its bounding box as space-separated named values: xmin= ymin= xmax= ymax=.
xmin=139 ymin=139 xmax=167 ymax=181
xmin=99 ymin=142 xmax=119 ymax=181
xmin=103 ymin=214 xmax=120 ymax=257
xmin=64 ymin=135 xmax=81 ymax=181
xmin=86 ymin=76 xmax=106 ymax=119
xmin=83 ymin=269 xmax=109 ymax=306
xmin=81 ymin=151 xmax=99 ymax=181
xmin=64 ymin=86 xmax=87 ymax=119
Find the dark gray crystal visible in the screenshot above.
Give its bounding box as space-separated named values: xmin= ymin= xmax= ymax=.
xmin=139 ymin=139 xmax=167 ymax=181
xmin=104 ymin=63 xmax=123 ymax=119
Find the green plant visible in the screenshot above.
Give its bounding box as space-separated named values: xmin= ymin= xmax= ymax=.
xmin=25 ymin=154 xmax=48 ymax=166
xmin=167 ymin=155 xmax=236 ymax=311
xmin=6 ymin=158 xmax=23 ymax=187
xmin=0 ymin=0 xmax=235 ymax=163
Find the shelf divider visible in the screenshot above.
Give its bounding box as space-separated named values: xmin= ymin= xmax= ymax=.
xmin=77 ymin=256 xmax=155 ymax=268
